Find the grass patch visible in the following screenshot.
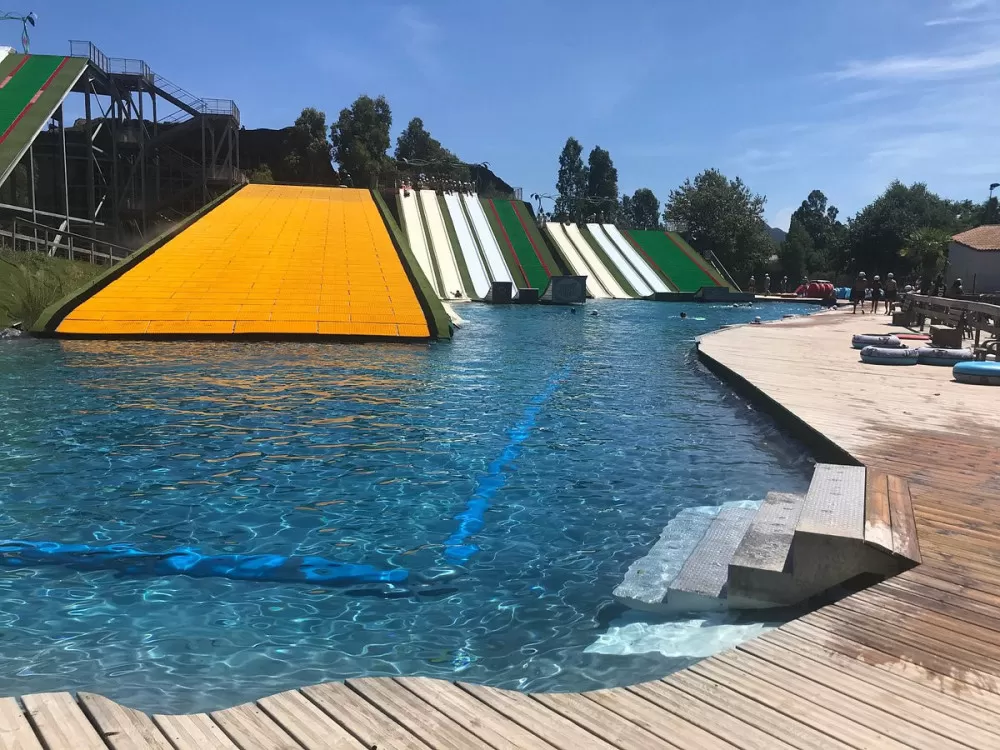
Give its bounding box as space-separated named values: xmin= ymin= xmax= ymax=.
xmin=0 ymin=250 xmax=104 ymax=329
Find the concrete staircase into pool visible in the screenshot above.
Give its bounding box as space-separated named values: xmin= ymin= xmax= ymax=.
xmin=614 ymin=464 xmax=922 ymax=613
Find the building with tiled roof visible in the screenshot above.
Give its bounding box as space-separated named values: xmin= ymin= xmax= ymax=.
xmin=949 ymin=225 xmax=1000 ymax=293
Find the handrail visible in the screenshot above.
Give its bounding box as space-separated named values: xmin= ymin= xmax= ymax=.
xmin=1 ymin=216 xmax=132 ymax=264
xmin=703 ymin=248 xmax=742 ymax=291
xmin=905 ymin=293 xmax=1000 ymax=346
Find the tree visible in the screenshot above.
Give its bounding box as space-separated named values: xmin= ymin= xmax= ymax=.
xmin=394 ymin=117 xmax=456 ymax=165
xmin=248 ymin=163 xmax=275 ymax=184
xmin=330 ymin=94 xmax=392 ymax=188
xmin=663 ymin=168 xmax=772 ymax=276
xmin=585 ymin=146 xmax=618 ymax=222
xmin=282 ymin=107 xmax=332 ymax=184
xmin=779 ymin=217 xmax=812 ymax=282
xmin=899 ymin=227 xmax=950 ymax=278
xmin=789 ymin=189 xmax=846 ymax=274
xmin=619 ymin=188 xmax=662 ymax=230
xmin=553 ymin=137 xmax=588 ymax=223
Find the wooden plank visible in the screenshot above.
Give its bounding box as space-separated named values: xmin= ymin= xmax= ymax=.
xmin=664 ymin=670 xmax=852 ymax=750
xmin=457 ymin=683 xmax=618 ymax=750
xmin=762 ymin=628 xmax=1000 ymax=735
xmin=209 ymin=702 xmax=304 ymax=750
xmin=582 ymin=687 xmax=727 ymax=750
xmin=78 ymin=693 xmax=173 ymax=750
xmin=887 ymin=474 xmax=921 ymax=562
xmin=301 ymin=681 xmax=432 ymax=750
xmin=712 ymin=649 xmax=959 ymax=749
xmin=346 ymin=678 xmax=493 ymax=750
xmin=691 ymin=657 xmax=911 ymax=749
xmin=257 ymin=690 xmax=365 ymax=749
xmin=394 ymin=677 xmax=557 ymax=750
xmin=864 ymin=471 xmax=893 ymax=553
xmin=532 ymin=691 xmax=692 ymax=750
xmin=21 ymin=693 xmax=107 ymax=750
xmin=740 ymin=636 xmax=989 ymax=749
xmin=152 ymin=713 xmax=239 ymax=750
xmin=0 ymin=697 xmax=43 ymax=750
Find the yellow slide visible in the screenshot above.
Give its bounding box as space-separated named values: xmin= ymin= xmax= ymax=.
xmin=57 ymin=185 xmax=430 ymax=338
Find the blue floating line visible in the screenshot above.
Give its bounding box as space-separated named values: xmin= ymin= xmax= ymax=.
xmin=443 ymin=365 xmax=570 ymax=563
xmin=0 ymin=540 xmax=408 ymax=585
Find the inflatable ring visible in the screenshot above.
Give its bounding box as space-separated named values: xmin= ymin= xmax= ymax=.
xmin=953 ymin=360 xmax=1000 ymax=385
xmin=895 ymin=333 xmax=931 ymax=341
xmin=860 ymin=346 xmax=919 ymax=365
xmin=852 ymin=334 xmax=904 ymax=350
xmin=916 ymin=347 xmax=974 ymax=366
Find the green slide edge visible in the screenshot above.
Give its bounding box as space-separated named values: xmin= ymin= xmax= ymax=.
xmin=372 ymin=189 xmax=452 ymax=340
xmin=0 ymin=56 xmax=87 ymax=182
xmin=579 ymin=224 xmax=639 ymax=297
xmin=33 ymin=184 xmax=244 ymax=334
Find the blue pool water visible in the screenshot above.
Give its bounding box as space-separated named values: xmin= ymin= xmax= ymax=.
xmin=0 ymin=301 xmax=815 ymax=712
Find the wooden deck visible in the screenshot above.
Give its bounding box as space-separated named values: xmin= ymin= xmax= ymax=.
xmin=5 ymin=309 xmax=1000 ymax=749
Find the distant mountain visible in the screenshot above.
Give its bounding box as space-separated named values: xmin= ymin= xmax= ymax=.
xmin=767 ymin=226 xmax=787 ymax=244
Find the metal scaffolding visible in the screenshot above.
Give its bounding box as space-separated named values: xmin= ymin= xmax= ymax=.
xmin=0 ymin=40 xmax=241 ymax=260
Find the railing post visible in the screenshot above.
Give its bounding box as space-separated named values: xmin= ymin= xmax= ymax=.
xmin=11 ymin=218 xmax=16 ymax=253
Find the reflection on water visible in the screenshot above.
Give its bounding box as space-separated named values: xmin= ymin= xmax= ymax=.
xmin=0 ymin=302 xmax=816 ymax=713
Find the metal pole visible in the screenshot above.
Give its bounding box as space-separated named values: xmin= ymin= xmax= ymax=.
xmin=60 ymin=104 xmax=70 ymax=235
xmin=201 ymin=115 xmax=207 ymax=205
xmin=85 ymin=86 xmax=95 ymax=229
xmin=139 ymin=83 xmax=146 ymax=233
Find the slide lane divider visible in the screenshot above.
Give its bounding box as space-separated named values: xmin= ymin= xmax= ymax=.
xmin=565 ymin=223 xmax=628 ymax=298
xmin=438 ymin=193 xmax=478 ymax=298
xmin=462 ymin=192 xmax=516 ymax=287
xmin=444 ymin=192 xmax=491 ymax=299
xmin=544 ymin=223 xmax=610 ymax=298
xmin=418 ymin=188 xmax=465 ymax=299
xmin=602 ymin=224 xmax=669 ymax=294
xmin=399 ymin=188 xmax=442 ymax=297
xmin=583 ymin=223 xmax=646 ymax=297
xmin=0 ymin=54 xmax=29 ymax=88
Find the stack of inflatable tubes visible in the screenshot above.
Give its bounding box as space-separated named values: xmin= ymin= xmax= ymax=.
xmin=916 ymin=347 xmax=974 ymax=366
xmin=860 ymin=346 xmax=919 ymax=365
xmin=852 ymin=334 xmax=904 ymax=350
xmin=953 ymin=360 xmax=1000 ymax=385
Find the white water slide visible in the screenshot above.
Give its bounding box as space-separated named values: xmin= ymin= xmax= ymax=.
xmin=462 ymin=193 xmax=516 ymax=289
xmin=543 ymin=223 xmax=610 ymax=299
xmin=602 ymin=224 xmax=673 ymax=293
xmin=399 ymin=189 xmax=441 ymax=295
xmin=564 ymin=223 xmax=630 ymax=299
xmin=586 ymin=223 xmax=653 ymax=297
xmin=443 ymin=192 xmax=491 ymax=300
xmin=419 ymin=189 xmax=466 ymax=300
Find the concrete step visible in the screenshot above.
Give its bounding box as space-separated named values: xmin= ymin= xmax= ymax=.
xmin=796 ymin=463 xmax=866 ymax=540
xmin=613 ymin=507 xmax=719 ymax=613
xmin=665 ymin=505 xmax=756 ymax=612
xmin=727 ymin=492 xmax=804 ymax=607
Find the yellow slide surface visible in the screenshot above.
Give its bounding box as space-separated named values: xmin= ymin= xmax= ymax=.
xmin=57 ymin=185 xmax=430 ymax=338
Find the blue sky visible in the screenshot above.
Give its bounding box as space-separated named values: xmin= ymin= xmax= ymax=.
xmin=31 ymin=0 xmax=1000 ymax=229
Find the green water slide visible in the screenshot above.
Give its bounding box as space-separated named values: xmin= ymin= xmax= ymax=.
xmin=665 ymin=231 xmax=729 ymax=287
xmin=487 ymin=199 xmax=553 ymax=290
xmin=625 ymin=230 xmax=723 ymax=292
xmin=0 ymin=54 xmax=88 ymax=186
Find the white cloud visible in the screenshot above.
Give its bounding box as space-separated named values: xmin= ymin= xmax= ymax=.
xmin=950 ymin=0 xmax=989 ymax=10
xmin=926 ymin=15 xmax=978 ymax=25
xmin=832 ymin=46 xmax=1000 ymax=80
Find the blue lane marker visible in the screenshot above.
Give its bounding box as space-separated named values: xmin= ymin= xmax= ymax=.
xmin=443 ymin=365 xmax=571 ymax=563
xmin=0 ymin=540 xmax=408 ymax=585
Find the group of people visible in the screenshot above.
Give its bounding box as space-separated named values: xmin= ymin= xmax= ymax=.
xmin=849 ymin=272 xmax=901 ymax=314
xmin=747 ymin=274 xmax=790 ymax=295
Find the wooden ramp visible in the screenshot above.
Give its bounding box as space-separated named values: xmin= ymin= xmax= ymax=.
xmin=5 ymin=310 xmax=1000 ymax=748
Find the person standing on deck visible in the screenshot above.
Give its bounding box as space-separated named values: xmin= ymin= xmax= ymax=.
xmin=933 ymin=272 xmax=945 ymax=297
xmin=950 ymin=278 xmax=964 ymax=298
xmin=850 ymin=272 xmax=868 ymax=314
xmin=870 ymin=275 xmax=882 ymax=313
xmin=781 ymin=275 xmax=788 ymax=294
xmin=763 ymin=274 xmax=771 ymax=295
xmin=883 ymin=273 xmax=898 ymax=314
xmin=748 ymin=276 xmax=756 ymax=294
